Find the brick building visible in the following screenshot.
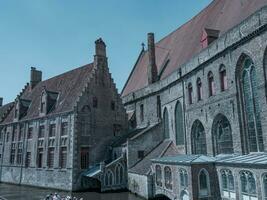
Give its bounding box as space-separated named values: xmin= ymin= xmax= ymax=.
xmin=0 ymin=38 xmax=127 ymax=191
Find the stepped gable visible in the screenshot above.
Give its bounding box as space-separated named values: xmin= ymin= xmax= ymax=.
xmin=0 ymin=102 xmax=14 ymax=122
xmin=2 ymin=63 xmax=94 ymax=123
xmin=122 ymin=0 xmax=267 ymax=96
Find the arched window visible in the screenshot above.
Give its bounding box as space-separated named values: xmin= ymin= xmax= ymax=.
xmin=104 ymin=170 xmax=114 ymax=186
xmin=237 ymin=57 xmax=264 ymax=152
xmin=155 ymin=165 xmax=162 ymax=186
xmin=188 ymin=83 xmax=193 ymax=104
xmin=212 ymin=114 xmax=233 ymax=155
xmin=180 ymin=190 xmax=189 ymax=200
xmin=179 ymin=169 xmax=188 ymax=188
xmin=175 ymin=101 xmax=184 ymax=145
xmin=115 ymin=163 xmax=124 ymax=185
xmin=191 ymin=120 xmax=207 ymax=155
xmin=164 ymin=166 xmax=172 ymax=190
xmin=208 ymin=71 xmax=215 ymax=96
xmin=197 ymin=78 xmax=203 ymax=101
xmin=220 ymin=170 xmax=235 ymax=199
xmin=199 ymin=169 xmax=210 ymax=197
xmin=163 ymin=108 xmax=170 ymax=139
xmin=263 ymin=174 xmax=267 ymax=200
xmin=220 ymin=65 xmax=227 ymax=91
xmin=240 ymin=171 xmax=257 ymax=199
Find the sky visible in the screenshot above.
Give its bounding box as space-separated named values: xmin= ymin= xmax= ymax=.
xmin=0 ymin=0 xmax=212 ymax=104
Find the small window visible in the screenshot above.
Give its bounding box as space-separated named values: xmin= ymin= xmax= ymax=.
xmin=49 ymin=124 xmax=56 ymax=137
xmin=199 ymin=169 xmax=210 ymax=197
xmin=220 ymin=65 xmax=227 ymax=91
xmin=180 ymin=169 xmax=188 ymax=188
xmin=38 ymin=125 xmax=45 ymax=138
xmin=208 ymin=71 xmax=215 ymax=96
xmin=197 ymin=78 xmax=203 ymax=101
xmin=10 ymin=146 xmax=15 ymax=164
xmin=111 ymin=101 xmax=115 ymax=111
xmin=40 ymin=92 xmax=46 ymax=113
xmin=18 ymin=125 xmax=23 ymax=141
xmin=140 ymin=104 xmax=144 ymax=122
xmin=155 ymin=165 xmax=162 ymax=186
xmin=93 ymin=97 xmax=98 ymax=108
xmin=37 ymin=148 xmax=43 ymax=168
xmin=188 ymin=83 xmax=193 ymax=104
xmin=59 ymin=147 xmax=67 ymax=168
xmin=27 ymin=127 xmax=33 ymax=139
xmin=220 ymin=170 xmax=235 ymax=199
xmin=25 ymin=152 xmax=31 ymax=168
xmin=138 ymin=150 xmax=144 ymax=159
xmin=12 ymin=126 xmax=17 ymax=142
xmin=47 ymin=147 xmax=55 ymax=168
xmin=164 ymin=166 xmax=172 ymax=190
xmin=81 ymin=147 xmax=89 ymax=169
xmin=17 ymin=147 xmax=23 ymax=164
xmin=61 ymin=122 xmax=68 ymax=136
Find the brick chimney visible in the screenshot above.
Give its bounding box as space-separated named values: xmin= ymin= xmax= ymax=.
xmin=0 ymin=97 xmax=3 ymax=107
xmin=147 ymin=33 xmax=158 ymax=84
xmin=94 ymin=38 xmax=107 ymax=68
xmin=30 ymin=67 xmax=42 ymax=90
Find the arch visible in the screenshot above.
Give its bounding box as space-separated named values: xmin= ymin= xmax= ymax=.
xmin=196 ymin=77 xmax=203 ymax=101
xmin=240 ymin=171 xmax=257 ymax=199
xmin=155 ymin=165 xmax=162 ymax=186
xmin=179 ymin=169 xmax=188 ymax=188
xmin=219 ymin=64 xmax=227 ymax=91
xmin=175 ymin=101 xmax=184 ymax=145
xmin=208 ymin=71 xmax=215 ymax=96
xmin=236 ymin=54 xmax=264 ymax=153
xmin=262 ymin=173 xmax=267 ymax=199
xmin=211 ymin=114 xmax=233 ymax=155
xmin=163 ymin=108 xmax=170 ymax=139
xmin=220 ymin=169 xmax=235 ymax=199
xmin=104 ymin=170 xmax=114 ymax=186
xmin=198 ymin=169 xmax=210 ymax=197
xmin=164 ymin=166 xmax=172 ymax=190
xmin=191 ymin=120 xmax=207 ymax=155
xmin=188 ymin=82 xmax=193 ymax=104
xmin=115 ymin=163 xmax=124 ymax=185
xmin=180 ymin=190 xmax=189 ymax=200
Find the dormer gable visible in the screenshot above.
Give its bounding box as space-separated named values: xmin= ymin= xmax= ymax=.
xmin=40 ymin=87 xmax=59 ymax=115
xmin=14 ymin=97 xmax=31 ymax=121
xmin=201 ymin=28 xmax=220 ymax=49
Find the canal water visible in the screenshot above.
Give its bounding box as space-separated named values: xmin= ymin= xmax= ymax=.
xmin=0 ymin=183 xmax=143 ymax=200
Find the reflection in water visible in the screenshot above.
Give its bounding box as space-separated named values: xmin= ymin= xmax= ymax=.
xmin=0 ymin=183 xmax=143 ymax=200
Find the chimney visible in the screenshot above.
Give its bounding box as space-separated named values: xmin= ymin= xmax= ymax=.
xmin=147 ymin=33 xmax=158 ymax=84
xmin=30 ymin=67 xmax=42 ymax=90
xmin=0 ymin=97 xmax=3 ymax=107
xmin=94 ymin=38 xmax=107 ymax=68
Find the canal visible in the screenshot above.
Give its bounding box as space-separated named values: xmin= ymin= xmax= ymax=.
xmin=0 ymin=183 xmax=143 ymax=200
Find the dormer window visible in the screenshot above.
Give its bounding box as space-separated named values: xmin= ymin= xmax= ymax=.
xmin=14 ymin=98 xmax=31 ymax=121
xmin=201 ymin=28 xmax=220 ymax=49
xmin=40 ymin=92 xmax=46 ymax=114
xmin=40 ymin=87 xmax=58 ymax=115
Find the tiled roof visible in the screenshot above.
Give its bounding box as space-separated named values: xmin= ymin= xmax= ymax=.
xmin=122 ymin=0 xmax=267 ymax=96
xmin=129 ymin=140 xmax=179 ymax=175
xmin=2 ymin=64 xmax=94 ymax=124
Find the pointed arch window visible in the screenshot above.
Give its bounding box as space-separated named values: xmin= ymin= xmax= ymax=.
xmin=208 ymin=71 xmax=215 ymax=96
xmin=175 ymin=101 xmax=184 ymax=145
xmin=105 ymin=170 xmax=114 ymax=186
xmin=188 ymin=83 xmax=193 ymax=104
xmin=220 ymin=65 xmax=227 ymax=91
xmin=115 ymin=163 xmax=124 ymax=185
xmin=212 ymin=114 xmax=233 ymax=155
xmin=164 ymin=166 xmax=172 ymax=190
xmin=155 ymin=165 xmax=162 ymax=186
xmin=197 ymin=78 xmax=203 ymax=101
xmin=163 ymin=108 xmax=170 ymax=139
xmin=199 ymin=169 xmax=210 ymax=197
xmin=240 ymin=171 xmax=257 ymax=199
xmin=238 ymin=57 xmax=264 ymax=152
xmin=191 ymin=120 xmax=207 ymax=155
xmin=220 ymin=169 xmax=235 ymax=199
xmin=180 ymin=169 xmax=188 ymax=188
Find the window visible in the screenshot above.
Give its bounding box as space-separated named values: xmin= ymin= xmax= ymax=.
xmin=25 ymin=152 xmax=31 ymax=168
xmin=111 ymin=101 xmax=115 ymax=111
xmin=37 ymin=148 xmax=43 ymax=168
xmin=18 ymin=125 xmax=23 ymax=141
xmin=180 ymin=169 xmax=188 ymax=188
xmin=175 ymin=101 xmax=184 ymax=145
xmin=93 ymin=97 xmax=98 ymax=108
xmin=27 ymin=127 xmax=33 ymax=139
xmin=220 ymin=65 xmax=227 ymax=91
xmin=115 ymin=163 xmax=124 ymax=185
xmin=199 ymin=169 xmax=210 ymax=197
xmin=59 ymin=147 xmax=67 ymax=168
xmin=208 ymin=71 xmax=215 ymax=96
xmin=221 ymin=170 xmax=235 ymax=199
xmin=12 ymin=126 xmax=17 ymax=142
xmin=140 ymin=104 xmax=144 ymax=122
xmin=17 ymin=146 xmax=23 ymax=165
xmin=61 ymin=122 xmax=68 ymax=136
xmin=263 ymin=174 xmax=267 ymax=200
xmin=238 ymin=57 xmax=263 ymax=152
xmin=40 ymin=92 xmax=46 ymax=113
xmin=80 ymin=147 xmax=89 ymax=169
xmin=163 ymin=108 xmax=170 ymax=139
xmin=155 ymin=165 xmax=162 ymax=186
xmin=164 ymin=166 xmax=172 ymax=190
xmin=38 ymin=125 xmax=45 ymax=138
xmin=188 ymin=83 xmax=193 ymax=104
xmin=191 ymin=120 xmax=207 ymax=155
xmin=240 ymin=171 xmax=257 ymax=200
xmin=47 ymin=147 xmax=54 ymax=168
xmin=104 ymin=170 xmax=114 ymax=186
xmin=10 ymin=146 xmax=15 ymax=164
xmin=49 ymin=124 xmax=56 ymax=137
xmin=157 ymin=96 xmax=162 ymax=118
xmin=197 ymin=78 xmax=203 ymax=101
xmin=14 ymin=102 xmax=19 ymax=119
xmin=138 ymin=150 xmax=144 ymax=159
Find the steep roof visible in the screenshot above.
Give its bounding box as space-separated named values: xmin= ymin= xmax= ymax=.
xmin=0 ymin=102 xmax=14 ymax=122
xmin=2 ymin=64 xmax=94 ymax=124
xmin=122 ymin=0 xmax=267 ymax=96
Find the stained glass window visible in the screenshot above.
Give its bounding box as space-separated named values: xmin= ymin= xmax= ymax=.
xmin=192 ymin=120 xmax=207 ymax=155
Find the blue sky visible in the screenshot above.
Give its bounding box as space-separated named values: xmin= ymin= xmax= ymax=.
xmin=0 ymin=0 xmax=212 ymax=104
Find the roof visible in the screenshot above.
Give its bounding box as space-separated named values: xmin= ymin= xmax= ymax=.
xmin=2 ymin=64 xmax=94 ymax=124
xmin=216 ymin=152 xmax=267 ymax=167
xmin=129 ymin=140 xmax=179 ymax=175
xmin=151 ymin=154 xmax=216 ymax=166
xmin=122 ymin=0 xmax=267 ymax=96
xmin=0 ymin=102 xmax=14 ymax=122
